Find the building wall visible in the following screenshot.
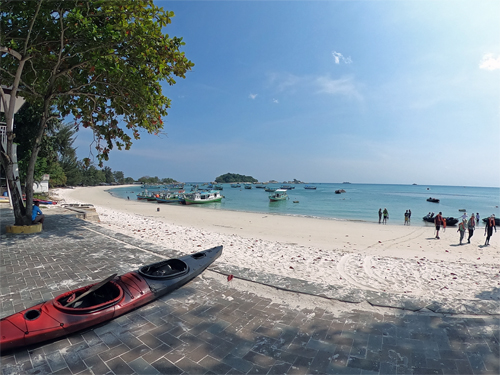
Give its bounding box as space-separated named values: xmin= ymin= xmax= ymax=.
xmin=33 ymin=180 xmax=49 ymax=193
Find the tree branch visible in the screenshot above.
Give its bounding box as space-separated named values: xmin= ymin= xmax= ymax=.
xmin=0 ymin=46 xmax=22 ymax=61
xmin=23 ymin=0 xmax=43 ymax=56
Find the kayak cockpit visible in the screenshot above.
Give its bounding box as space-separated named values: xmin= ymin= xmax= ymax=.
xmin=53 ymin=281 xmax=123 ymax=314
xmin=139 ymin=259 xmax=189 ymax=280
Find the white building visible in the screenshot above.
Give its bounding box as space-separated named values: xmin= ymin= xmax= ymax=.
xmin=33 ymin=174 xmax=50 ymax=193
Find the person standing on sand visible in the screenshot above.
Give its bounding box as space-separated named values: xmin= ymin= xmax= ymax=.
xmin=378 ymin=209 xmax=382 ymax=224
xmin=467 ymin=213 xmax=475 ymax=243
xmin=383 ymin=208 xmax=388 ymax=224
xmin=484 ymin=214 xmax=497 ymax=246
xmin=408 ymin=209 xmax=411 ymax=223
xmin=404 ymin=210 xmax=409 ymax=225
xmin=458 ymin=219 xmax=466 ymax=245
xmin=476 ymin=213 xmax=480 ymax=226
xmin=434 ymin=212 xmax=443 ymax=239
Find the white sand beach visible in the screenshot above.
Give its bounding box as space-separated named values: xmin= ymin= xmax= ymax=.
xmin=50 ymin=186 xmax=499 ymax=306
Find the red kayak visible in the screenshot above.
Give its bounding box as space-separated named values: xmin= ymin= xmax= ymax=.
xmin=0 ymin=246 xmax=222 ymax=352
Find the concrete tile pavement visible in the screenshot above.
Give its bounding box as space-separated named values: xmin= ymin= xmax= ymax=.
xmin=0 ymin=208 xmax=498 ymax=374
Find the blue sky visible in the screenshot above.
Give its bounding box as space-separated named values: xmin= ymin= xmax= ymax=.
xmin=75 ymin=0 xmax=500 ymax=187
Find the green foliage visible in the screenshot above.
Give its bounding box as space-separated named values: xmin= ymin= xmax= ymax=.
xmin=60 ymin=156 xmax=82 ymax=186
xmin=113 ymin=171 xmax=125 ymax=184
xmin=161 ymin=177 xmax=177 ymax=184
xmin=138 ymin=175 xmax=178 ymax=184
xmin=1 ymin=0 xmax=194 ymax=165
xmin=103 ymin=166 xmax=115 ymax=184
xmin=12 ymin=102 xmax=81 ymax=187
xmin=124 ymin=176 xmax=135 ymax=184
xmin=80 ymin=164 xmax=106 ymax=186
xmin=46 ymin=162 xmax=67 ymax=187
xmin=215 ymin=173 xmax=258 ymax=183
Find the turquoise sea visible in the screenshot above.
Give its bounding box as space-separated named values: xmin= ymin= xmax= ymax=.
xmin=108 ymin=183 xmax=500 ymax=227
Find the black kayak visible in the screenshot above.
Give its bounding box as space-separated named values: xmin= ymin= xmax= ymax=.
xmin=422 ymin=216 xmax=458 ymax=226
xmin=483 ymin=217 xmax=500 ymax=226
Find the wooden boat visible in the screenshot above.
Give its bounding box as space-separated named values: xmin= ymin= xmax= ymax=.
xmin=422 ymin=216 xmax=458 ymax=226
xmin=0 ymin=246 xmax=223 ymax=352
xmin=136 ymin=191 xmax=153 ymax=200
xmin=156 ymin=191 xmax=183 ymax=203
xmin=280 ymin=185 xmax=295 ymax=190
xmin=244 ymin=184 xmax=252 ymax=189
xmin=335 ymin=189 xmax=346 ymax=194
xmin=265 ymin=187 xmax=277 ymax=192
xmin=427 ymin=197 xmax=440 ymax=203
xmin=230 ymin=184 xmax=241 ymax=188
xmin=304 ymin=185 xmax=317 ymax=190
xmin=269 ymin=189 xmax=288 ymax=202
xmin=183 ymin=190 xmax=223 ymax=205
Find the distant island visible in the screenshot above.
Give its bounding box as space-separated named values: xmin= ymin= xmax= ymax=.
xmin=215 ymin=173 xmax=258 ymax=183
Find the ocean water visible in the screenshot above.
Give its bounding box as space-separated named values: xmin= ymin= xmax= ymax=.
xmin=108 ymin=183 xmax=500 ymax=227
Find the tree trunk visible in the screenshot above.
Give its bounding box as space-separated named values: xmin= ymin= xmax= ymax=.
xmin=1 ymin=132 xmax=30 ymax=226
xmin=24 ymin=106 xmax=48 ymax=220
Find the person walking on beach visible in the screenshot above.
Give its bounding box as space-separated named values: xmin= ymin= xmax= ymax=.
xmin=467 ymin=213 xmax=475 ymax=243
xmin=404 ymin=210 xmax=409 ymax=225
xmin=484 ymin=214 xmax=497 ymax=246
xmin=383 ymin=208 xmax=388 ymax=224
xmin=476 ymin=213 xmax=480 ymax=226
xmin=458 ymin=219 xmax=466 ymax=245
xmin=408 ymin=209 xmax=411 ymax=223
xmin=434 ymin=212 xmax=443 ymax=239
xmin=378 ymin=209 xmax=382 ymax=224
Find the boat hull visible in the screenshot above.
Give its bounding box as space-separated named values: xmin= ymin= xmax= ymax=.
xmin=184 ymin=197 xmax=223 ymax=205
xmin=422 ymin=217 xmax=458 ymax=226
xmin=0 ymin=246 xmax=222 ymax=352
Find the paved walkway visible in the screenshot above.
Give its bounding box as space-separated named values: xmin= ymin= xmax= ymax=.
xmin=1 ymin=208 xmax=498 ymax=375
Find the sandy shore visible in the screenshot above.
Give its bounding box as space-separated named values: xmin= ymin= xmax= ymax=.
xmin=50 ymin=186 xmax=499 ymax=305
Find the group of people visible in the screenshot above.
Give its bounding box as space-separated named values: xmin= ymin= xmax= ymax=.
xmin=404 ymin=209 xmax=412 ymax=225
xmin=377 ymin=208 xmax=414 ymax=226
xmin=378 ymin=208 xmax=389 ymax=224
xmin=434 ymin=211 xmax=497 ymax=245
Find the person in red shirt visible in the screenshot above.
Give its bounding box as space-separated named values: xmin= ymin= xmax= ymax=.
xmin=434 ymin=212 xmax=443 ymax=239
xmin=484 ymin=214 xmax=497 ymax=246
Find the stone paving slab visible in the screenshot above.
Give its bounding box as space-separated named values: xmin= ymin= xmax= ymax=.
xmin=1 ymin=208 xmax=499 ymax=375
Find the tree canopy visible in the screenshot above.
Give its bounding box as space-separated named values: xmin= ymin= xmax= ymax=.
xmin=2 ymin=0 xmax=193 ymax=164
xmin=1 ymin=0 xmax=193 ymax=225
xmin=215 ymin=173 xmax=258 ymax=183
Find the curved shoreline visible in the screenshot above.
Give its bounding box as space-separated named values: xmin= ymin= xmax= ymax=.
xmin=49 ymin=186 xmax=499 ymax=311
xmin=107 ymin=187 xmax=439 ymax=228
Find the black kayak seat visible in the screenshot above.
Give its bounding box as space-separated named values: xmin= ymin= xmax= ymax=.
xmin=139 ymin=259 xmax=189 ymax=280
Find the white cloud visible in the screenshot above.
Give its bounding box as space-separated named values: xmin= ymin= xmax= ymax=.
xmin=272 ymin=98 xmax=279 ymax=104
xmin=315 ymin=75 xmax=362 ymax=100
xmin=267 ymin=72 xmax=361 ymax=100
xmin=479 ymin=53 xmax=500 ymax=71
xmin=249 ymin=93 xmax=258 ymax=99
xmin=332 ymin=51 xmax=353 ymax=65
